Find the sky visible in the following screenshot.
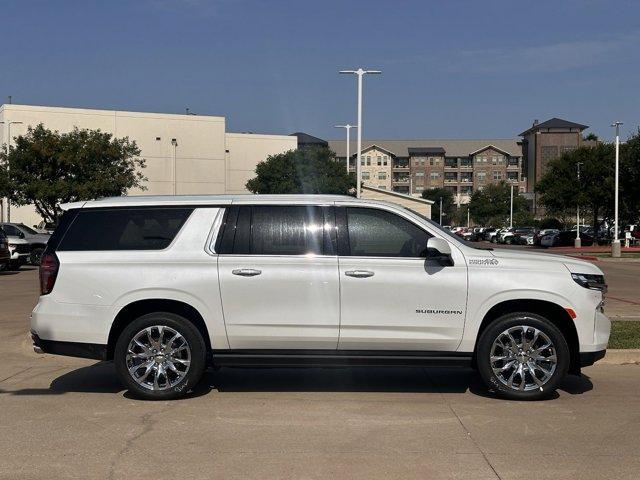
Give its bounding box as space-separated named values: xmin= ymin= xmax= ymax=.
xmin=1 ymin=0 xmax=639 ymax=141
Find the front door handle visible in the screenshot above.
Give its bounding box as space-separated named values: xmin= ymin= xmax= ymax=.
xmin=232 ymin=268 xmax=262 ymax=277
xmin=345 ymin=270 xmax=375 ymax=278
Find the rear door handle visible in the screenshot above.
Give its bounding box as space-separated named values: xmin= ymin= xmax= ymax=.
xmin=232 ymin=268 xmax=262 ymax=277
xmin=345 ymin=270 xmax=374 ymax=278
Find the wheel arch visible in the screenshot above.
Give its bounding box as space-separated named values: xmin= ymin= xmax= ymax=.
xmin=472 ymin=299 xmax=581 ymax=374
xmin=107 ymin=299 xmax=212 ymax=361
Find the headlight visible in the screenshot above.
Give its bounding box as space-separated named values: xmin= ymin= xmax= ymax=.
xmin=571 ymin=273 xmax=607 ymax=293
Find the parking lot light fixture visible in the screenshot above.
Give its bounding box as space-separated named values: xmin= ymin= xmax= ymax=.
xmin=611 ymin=121 xmax=623 ymax=258
xmin=334 ymin=124 xmax=357 ymax=174
xmin=575 ymin=162 xmax=583 ymax=249
xmin=339 ymin=68 xmax=382 ymax=198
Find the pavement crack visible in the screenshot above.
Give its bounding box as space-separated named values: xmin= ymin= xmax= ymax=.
xmin=0 ymin=366 xmax=33 ymax=384
xmin=422 ymin=368 xmax=503 ymax=480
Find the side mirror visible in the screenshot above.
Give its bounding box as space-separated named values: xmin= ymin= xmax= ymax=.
xmin=426 ymin=237 xmax=454 ymax=266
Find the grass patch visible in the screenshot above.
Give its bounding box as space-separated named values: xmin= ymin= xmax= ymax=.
xmin=609 ymin=321 xmax=640 ymax=349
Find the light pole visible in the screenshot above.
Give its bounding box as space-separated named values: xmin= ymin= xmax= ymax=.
xmin=439 ymin=197 xmax=443 ymax=225
xmin=171 ymin=138 xmax=178 ymax=195
xmin=0 ymin=120 xmax=23 ymax=222
xmin=339 ymin=68 xmax=381 ymax=198
xmin=575 ymin=162 xmax=583 ymax=248
xmin=334 ymin=124 xmax=357 ymax=174
xmin=611 ymin=121 xmax=623 ymax=257
xmin=509 ymin=183 xmax=514 ymax=229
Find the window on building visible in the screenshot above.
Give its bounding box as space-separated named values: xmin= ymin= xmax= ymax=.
xmin=415 ymin=172 xmax=425 ymax=177
xmin=507 ymin=171 xmax=518 ymax=181
xmin=366 ymin=156 xmax=371 ymax=166
xmin=476 ymin=171 xmax=486 ymax=182
xmin=362 ymin=172 xmax=370 ymax=180
xmin=415 ymin=186 xmax=424 ymax=193
xmin=361 ymin=157 xmax=365 ymax=166
xmin=492 ymin=156 xmax=498 ymax=164
xmin=383 ymin=155 xmax=388 ymax=166
xmin=493 ymin=170 xmax=503 ymax=180
xmin=429 ymin=172 xmax=440 ymax=180
xmin=378 ymin=172 xmax=387 ymax=180
xmin=460 ymin=185 xmax=473 ymax=195
xmin=377 ymin=156 xmax=382 ymax=166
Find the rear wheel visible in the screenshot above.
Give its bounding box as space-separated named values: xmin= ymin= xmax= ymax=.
xmin=114 ymin=312 xmax=207 ymax=400
xmin=30 ymin=247 xmax=45 ymax=266
xmin=477 ymin=313 xmax=569 ymax=400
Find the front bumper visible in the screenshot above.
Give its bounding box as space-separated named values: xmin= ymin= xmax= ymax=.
xmin=31 ymin=331 xmax=107 ymax=360
xmin=580 ymin=350 xmax=606 ymax=367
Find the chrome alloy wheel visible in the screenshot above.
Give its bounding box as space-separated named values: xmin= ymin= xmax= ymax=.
xmin=126 ymin=325 xmax=191 ymax=391
xmin=490 ymin=325 xmax=557 ymax=392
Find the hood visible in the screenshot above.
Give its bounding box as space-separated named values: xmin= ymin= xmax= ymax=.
xmin=486 ymin=248 xmax=603 ymax=275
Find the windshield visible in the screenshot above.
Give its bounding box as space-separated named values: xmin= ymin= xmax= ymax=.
xmin=19 ymin=224 xmax=39 ymax=235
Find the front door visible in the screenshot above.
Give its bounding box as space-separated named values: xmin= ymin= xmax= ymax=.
xmin=218 ymin=205 xmax=340 ymax=349
xmin=336 ymin=206 xmax=468 ymax=351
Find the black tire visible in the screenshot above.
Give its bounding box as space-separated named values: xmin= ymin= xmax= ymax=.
xmin=114 ymin=312 xmax=207 ymax=400
xmin=476 ymin=312 xmax=569 ymax=400
xmin=7 ymin=261 xmax=22 ymax=271
xmin=505 ymin=237 xmax=513 ymax=245
xmin=30 ymin=248 xmax=45 ymax=266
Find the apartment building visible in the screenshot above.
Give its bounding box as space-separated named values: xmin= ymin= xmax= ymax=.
xmin=328 ymin=139 xmax=525 ymax=205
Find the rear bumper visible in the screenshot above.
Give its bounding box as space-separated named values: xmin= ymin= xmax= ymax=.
xmin=31 ymin=331 xmax=107 ymax=360
xmin=579 ymin=350 xmax=606 ymax=367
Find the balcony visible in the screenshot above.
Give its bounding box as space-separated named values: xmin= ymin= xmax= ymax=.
xmin=459 ymin=177 xmax=473 ymax=183
xmin=507 ymin=164 xmax=520 ymax=169
xmin=393 ymin=178 xmax=410 ymax=185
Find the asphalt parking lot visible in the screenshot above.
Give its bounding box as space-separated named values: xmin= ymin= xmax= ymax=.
xmin=1 ymin=266 xmax=640 ymax=480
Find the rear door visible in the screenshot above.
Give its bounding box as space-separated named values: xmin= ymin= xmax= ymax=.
xmin=217 ymin=205 xmax=340 ymax=349
xmin=336 ymin=205 xmax=468 ymax=351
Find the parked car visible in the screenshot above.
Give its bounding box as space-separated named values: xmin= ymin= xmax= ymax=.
xmin=500 ymin=227 xmax=535 ymax=245
xmin=0 ymin=222 xmax=51 ymax=265
xmin=5 ymin=237 xmax=32 ymax=270
xmin=0 ymin=230 xmax=10 ymax=271
xmin=488 ymin=228 xmax=505 ymax=243
xmin=31 ymin=194 xmax=609 ymax=401
xmin=482 ymin=227 xmax=497 ymax=241
xmin=533 ymin=229 xmax=560 ymax=246
xmin=34 ymin=220 xmax=58 ymax=235
xmin=540 ymin=230 xmax=594 ymax=248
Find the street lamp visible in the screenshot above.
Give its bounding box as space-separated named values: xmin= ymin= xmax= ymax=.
xmin=334 ymin=124 xmax=357 ymax=174
xmin=611 ymin=121 xmax=623 ymax=257
xmin=439 ymin=197 xmax=443 ymax=225
xmin=339 ymin=68 xmax=381 ymax=198
xmin=509 ymin=183 xmax=514 ymax=229
xmin=0 ymin=120 xmax=23 ymax=222
xmin=575 ymin=162 xmax=583 ymax=248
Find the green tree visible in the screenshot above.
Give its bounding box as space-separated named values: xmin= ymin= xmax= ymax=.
xmin=535 ymin=143 xmax=615 ymax=230
xmin=584 ymin=133 xmax=599 ymax=141
xmin=421 ymin=187 xmax=454 ymax=223
xmin=1 ymin=124 xmax=146 ymax=223
xmin=620 ymin=129 xmax=640 ymax=224
xmin=246 ymin=147 xmax=355 ymax=194
xmin=468 ymin=181 xmax=528 ymax=226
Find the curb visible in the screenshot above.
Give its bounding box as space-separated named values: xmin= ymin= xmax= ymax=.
xmin=599 ymin=349 xmax=640 ymax=365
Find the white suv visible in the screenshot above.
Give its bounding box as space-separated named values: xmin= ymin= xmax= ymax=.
xmin=31 ymin=195 xmax=610 ymax=400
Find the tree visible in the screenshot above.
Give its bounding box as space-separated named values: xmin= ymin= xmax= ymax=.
xmin=584 ymin=133 xmax=599 ymax=141
xmin=246 ymin=147 xmax=355 ymax=194
xmin=2 ymin=124 xmax=146 ymax=222
xmin=421 ymin=187 xmax=454 ymax=223
xmin=535 ymin=143 xmax=615 ymax=231
xmin=620 ymin=129 xmax=640 ymax=224
xmin=468 ymin=181 xmax=528 ymax=226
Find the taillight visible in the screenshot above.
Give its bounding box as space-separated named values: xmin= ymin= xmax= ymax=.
xmin=39 ymin=252 xmax=59 ymax=295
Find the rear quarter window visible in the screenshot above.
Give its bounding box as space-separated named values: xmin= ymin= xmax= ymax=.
xmin=57 ymin=208 xmax=193 ymax=251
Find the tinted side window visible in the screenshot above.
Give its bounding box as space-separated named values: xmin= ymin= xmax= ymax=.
xmin=2 ymin=225 xmax=21 ymax=237
xmin=345 ymin=208 xmax=431 ymax=257
xmin=58 ymin=208 xmax=193 ymax=251
xmin=245 ymin=206 xmax=324 ymax=255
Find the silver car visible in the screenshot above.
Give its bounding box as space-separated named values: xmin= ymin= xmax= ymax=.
xmin=0 ymin=223 xmax=51 ymax=265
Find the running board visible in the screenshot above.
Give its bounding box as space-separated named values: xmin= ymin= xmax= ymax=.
xmin=211 ymin=350 xmax=472 ymax=368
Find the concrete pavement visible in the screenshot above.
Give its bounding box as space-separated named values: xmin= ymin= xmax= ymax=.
xmin=2 ymin=268 xmax=640 ymax=479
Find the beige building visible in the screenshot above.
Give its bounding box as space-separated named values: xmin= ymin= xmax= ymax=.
xmin=0 ymin=104 xmax=297 ymax=225
xmin=356 ymin=145 xmax=393 ymax=190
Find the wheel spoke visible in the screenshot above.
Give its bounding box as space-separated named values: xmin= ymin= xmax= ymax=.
xmin=490 ymin=324 xmax=557 ymax=392
xmin=125 ymin=325 xmax=191 ymax=392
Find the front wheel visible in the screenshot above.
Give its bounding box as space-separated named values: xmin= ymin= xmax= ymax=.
xmin=476 ymin=313 xmax=569 ymax=400
xmin=114 ymin=312 xmax=207 ymax=400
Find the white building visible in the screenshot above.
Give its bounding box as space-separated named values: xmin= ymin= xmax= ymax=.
xmin=0 ymin=104 xmax=297 ymax=225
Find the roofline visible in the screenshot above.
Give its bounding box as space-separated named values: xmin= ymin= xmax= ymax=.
xmin=467 ymin=144 xmax=515 ymax=157
xmin=362 ymin=185 xmax=435 ymax=205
